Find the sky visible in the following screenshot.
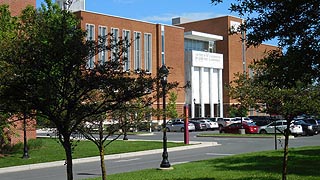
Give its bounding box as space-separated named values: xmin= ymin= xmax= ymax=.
xmin=35 ymin=0 xmax=277 ymax=45
xmin=36 ymin=0 xmax=238 ymax=25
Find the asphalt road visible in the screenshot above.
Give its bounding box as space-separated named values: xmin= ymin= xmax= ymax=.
xmin=1 ymin=131 xmax=319 ymax=180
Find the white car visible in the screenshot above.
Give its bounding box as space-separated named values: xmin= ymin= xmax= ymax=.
xmin=235 ymin=117 xmax=253 ymax=123
xmin=166 ymin=121 xmax=195 ymax=132
xmin=217 ymin=118 xmax=238 ymax=129
xmin=259 ymin=120 xmax=303 ymax=136
xmin=198 ymin=119 xmax=219 ymax=130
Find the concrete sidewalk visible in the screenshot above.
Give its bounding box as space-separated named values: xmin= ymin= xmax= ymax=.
xmin=0 ymin=141 xmax=219 ymax=174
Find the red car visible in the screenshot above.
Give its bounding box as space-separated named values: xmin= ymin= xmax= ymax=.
xmin=220 ymin=122 xmax=259 ymax=134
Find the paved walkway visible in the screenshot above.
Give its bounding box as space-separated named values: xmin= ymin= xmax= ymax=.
xmin=0 ymin=141 xmax=219 ymax=174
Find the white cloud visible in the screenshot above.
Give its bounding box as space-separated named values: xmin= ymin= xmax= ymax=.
xmin=142 ymin=12 xmax=226 ymax=24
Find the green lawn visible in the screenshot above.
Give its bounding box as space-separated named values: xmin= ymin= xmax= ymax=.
xmin=0 ymin=138 xmax=185 ymax=168
xmin=87 ymin=146 xmax=320 ymax=180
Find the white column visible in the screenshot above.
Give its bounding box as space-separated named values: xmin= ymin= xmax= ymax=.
xmin=218 ymin=69 xmax=223 ymax=117
xmin=200 ymin=67 xmax=205 ymax=117
xmin=191 ymin=66 xmax=195 ymax=118
xmin=209 ymin=68 xmax=214 ymax=117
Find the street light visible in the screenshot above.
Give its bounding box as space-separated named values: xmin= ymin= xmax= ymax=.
xmin=20 ymin=99 xmax=29 ymax=159
xmin=22 ymin=111 xmax=29 ymax=159
xmin=159 ymin=64 xmax=170 ymax=168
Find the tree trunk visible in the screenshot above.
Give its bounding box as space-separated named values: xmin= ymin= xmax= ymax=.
xmin=282 ymin=120 xmax=290 ymax=180
xmin=62 ymin=136 xmax=74 ymax=180
xmin=98 ymin=119 xmax=107 ymax=180
xmin=99 ymin=146 xmax=107 ymax=180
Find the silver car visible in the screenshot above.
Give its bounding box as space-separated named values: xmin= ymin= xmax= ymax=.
xmin=166 ymin=121 xmax=195 ymax=132
xmin=259 ymin=120 xmax=303 ymax=136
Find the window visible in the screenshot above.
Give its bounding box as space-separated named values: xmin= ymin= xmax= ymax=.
xmin=86 ymin=24 xmax=95 ymax=69
xmin=98 ymin=26 xmax=107 ymax=65
xmin=123 ymin=30 xmax=131 ymax=71
xmin=111 ymin=28 xmax=119 ymax=61
xmin=208 ymin=41 xmax=216 ymax=53
xmin=184 ymin=39 xmax=213 ymax=52
xmin=134 ymin=32 xmax=141 ymax=71
xmin=144 ymin=33 xmax=152 ymax=73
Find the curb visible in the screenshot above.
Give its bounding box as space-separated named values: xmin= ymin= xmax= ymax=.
xmin=0 ymin=141 xmax=219 ymax=174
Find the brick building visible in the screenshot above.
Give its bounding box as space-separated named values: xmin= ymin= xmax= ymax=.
xmin=0 ymin=0 xmax=37 ymax=144
xmin=7 ymin=115 xmax=37 ymax=145
xmin=0 ymin=0 xmax=35 ymax=16
xmin=73 ymin=10 xmax=186 ymax=119
xmin=174 ymin=16 xmax=278 ymax=117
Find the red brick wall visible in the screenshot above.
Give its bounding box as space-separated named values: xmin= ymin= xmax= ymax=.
xmin=0 ymin=0 xmax=36 ymax=16
xmin=8 ymin=115 xmax=37 ymax=145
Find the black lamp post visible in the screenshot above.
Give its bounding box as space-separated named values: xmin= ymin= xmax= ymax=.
xmin=22 ymin=110 xmax=29 ymax=159
xmin=159 ymin=64 xmax=170 ymax=168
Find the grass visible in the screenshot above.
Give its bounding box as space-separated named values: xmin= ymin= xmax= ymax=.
xmin=87 ymin=146 xmax=320 ymax=180
xmin=0 ymin=138 xmax=186 ymax=168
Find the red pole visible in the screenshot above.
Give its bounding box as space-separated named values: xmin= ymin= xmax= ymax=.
xmin=184 ymin=104 xmax=189 ymax=144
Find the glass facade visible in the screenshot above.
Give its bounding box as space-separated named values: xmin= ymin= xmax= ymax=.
xmin=184 ymin=39 xmax=216 ymax=53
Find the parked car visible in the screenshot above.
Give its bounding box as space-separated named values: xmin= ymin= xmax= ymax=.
xmin=235 ymin=117 xmax=253 ymax=123
xmin=217 ymin=118 xmax=237 ymax=130
xmin=220 ymin=122 xmax=259 ymax=134
xmin=208 ymin=117 xmax=223 ymax=122
xmin=166 ymin=121 xmax=195 ymax=132
xmin=189 ymin=120 xmax=207 ymax=131
xmin=259 ymin=120 xmax=303 ymax=136
xmin=168 ymin=118 xmax=184 ymax=124
xmin=300 ymin=119 xmax=319 ymax=135
xmin=190 ymin=117 xmax=219 ymax=130
xmin=293 ymin=120 xmax=314 ymax=136
xmin=199 ymin=119 xmax=219 ymax=130
xmin=249 ymin=116 xmax=272 ymax=126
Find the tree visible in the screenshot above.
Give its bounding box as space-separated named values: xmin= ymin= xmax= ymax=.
xmin=0 ymin=4 xmax=36 ymax=159
xmin=77 ymin=96 xmax=154 ymax=180
xmin=77 ymin=111 xmax=119 ymax=180
xmin=228 ymin=57 xmax=320 ymax=180
xmin=0 ymin=4 xmax=17 ymax=155
xmin=212 ymin=0 xmax=320 ymax=179
xmin=166 ymin=91 xmax=178 ymax=119
xmin=0 ymin=112 xmax=11 ymax=155
xmin=227 ymin=72 xmax=256 ymax=118
xmin=0 ymin=1 xmax=159 ymax=180
xmin=211 ymin=0 xmax=320 ymax=81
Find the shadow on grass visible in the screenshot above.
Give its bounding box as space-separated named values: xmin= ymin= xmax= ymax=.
xmin=202 ymin=147 xmax=320 ymax=178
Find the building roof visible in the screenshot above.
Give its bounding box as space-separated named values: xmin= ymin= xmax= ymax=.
xmin=184 ymin=31 xmax=223 ymax=41
xmin=76 ymin=10 xmax=184 ymax=29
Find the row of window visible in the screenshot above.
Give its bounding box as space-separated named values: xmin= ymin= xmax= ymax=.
xmin=184 ymin=39 xmax=217 ymax=53
xmin=86 ymin=24 xmax=152 ymax=73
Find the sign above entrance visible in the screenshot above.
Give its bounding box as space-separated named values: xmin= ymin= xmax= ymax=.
xmin=191 ymin=51 xmax=223 ymax=69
